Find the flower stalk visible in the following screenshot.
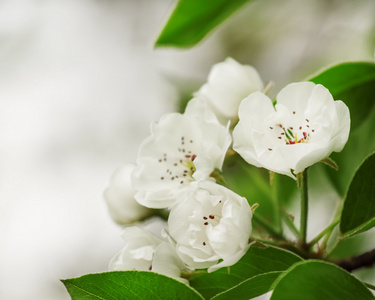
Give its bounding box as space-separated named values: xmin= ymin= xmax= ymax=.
xmin=298 ymin=169 xmax=309 ymax=247
xmin=308 ymin=218 xmax=340 ymax=248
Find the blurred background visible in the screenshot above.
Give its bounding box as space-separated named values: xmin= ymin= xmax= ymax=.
xmin=0 ymin=0 xmax=374 ymax=299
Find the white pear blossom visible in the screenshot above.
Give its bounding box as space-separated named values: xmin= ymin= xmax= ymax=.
xmin=104 ymin=164 xmax=153 ymax=225
xmin=195 ymin=57 xmax=263 ymax=125
xmin=133 ymin=97 xmax=231 ymax=209
xmin=109 ymin=226 xmax=187 ymax=283
xmin=233 ymin=82 xmax=350 ymax=178
xmin=167 ymin=180 xmax=253 ymax=273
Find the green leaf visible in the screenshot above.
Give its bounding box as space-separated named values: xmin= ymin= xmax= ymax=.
xmin=155 ymin=0 xmax=253 ymax=48
xmin=340 ymin=153 xmax=375 ymax=237
xmin=270 ymin=260 xmax=374 ymax=300
xmin=62 ymin=271 xmax=204 ymax=300
xmin=190 ymin=246 xmax=302 ymax=299
xmin=309 ymin=61 xmax=375 ymax=129
xmin=211 ymin=271 xmax=282 ymax=300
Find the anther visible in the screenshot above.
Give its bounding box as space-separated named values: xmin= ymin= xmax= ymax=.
xmin=268 ymin=148 xmax=272 ymax=151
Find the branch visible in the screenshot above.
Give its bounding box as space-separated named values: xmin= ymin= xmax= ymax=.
xmin=335 ymin=249 xmax=375 ymax=272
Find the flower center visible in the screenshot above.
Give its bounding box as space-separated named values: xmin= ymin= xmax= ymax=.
xmin=158 ymin=136 xmax=198 ymax=184
xmin=267 ymin=112 xmax=315 ymax=151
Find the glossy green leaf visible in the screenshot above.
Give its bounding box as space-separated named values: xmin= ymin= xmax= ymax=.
xmin=340 ymin=153 xmax=375 ymax=237
xmin=62 ymin=271 xmax=204 ymax=300
xmin=309 ymin=62 xmax=375 ymax=129
xmin=190 ymin=246 xmax=301 ymax=299
xmin=155 ymin=0 xmax=253 ymax=48
xmin=309 ymin=62 xmax=375 ymax=196
xmin=211 ymin=271 xmax=282 ymax=300
xmin=271 ymin=260 xmax=373 ymax=300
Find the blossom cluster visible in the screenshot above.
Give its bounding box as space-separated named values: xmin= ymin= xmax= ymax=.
xmin=104 ymin=58 xmax=350 ymax=282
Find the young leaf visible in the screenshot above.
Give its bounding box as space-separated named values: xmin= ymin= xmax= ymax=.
xmin=270 ymin=260 xmax=374 ymax=300
xmin=189 ymin=246 xmax=301 ymax=299
xmin=155 ymin=0 xmax=253 ymax=48
xmin=211 ymin=271 xmax=282 ymax=300
xmin=62 ymin=271 xmax=204 ymax=300
xmin=340 ymin=153 xmax=375 ymax=237
xmin=309 ymin=62 xmax=375 ymax=129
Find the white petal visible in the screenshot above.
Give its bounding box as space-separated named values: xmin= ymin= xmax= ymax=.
xmin=169 ymin=181 xmax=252 ymax=271
xmin=233 ymin=92 xmax=275 ymax=168
xmin=233 ymin=81 xmax=350 ymax=177
xmin=104 ymin=164 xmax=152 ymax=225
xmin=232 ymin=119 xmax=264 ymax=168
xmin=331 ymin=100 xmax=350 ymax=152
xmin=109 ymin=227 xmax=162 ymax=271
xmin=276 ymin=81 xmax=316 ymax=112
xmin=196 ymin=57 xmax=263 ymax=124
xmin=152 ymin=242 xmax=188 ymax=283
xmin=134 ymin=99 xmax=230 ymax=209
